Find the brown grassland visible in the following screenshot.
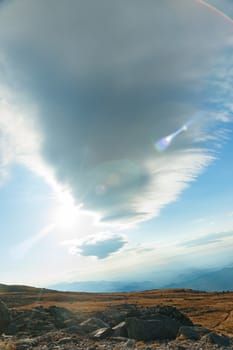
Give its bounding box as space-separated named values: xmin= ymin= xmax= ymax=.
xmin=0 ymin=287 xmax=233 ymax=336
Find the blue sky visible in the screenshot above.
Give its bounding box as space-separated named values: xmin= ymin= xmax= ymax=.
xmin=0 ymin=0 xmax=233 ymax=287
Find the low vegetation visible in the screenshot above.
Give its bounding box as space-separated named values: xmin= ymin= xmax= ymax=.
xmin=0 ymin=286 xmax=232 ymax=336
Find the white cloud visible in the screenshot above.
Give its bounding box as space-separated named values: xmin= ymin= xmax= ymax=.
xmin=0 ymin=83 xmax=78 ymax=208
xmin=63 ymin=232 xmax=127 ymax=259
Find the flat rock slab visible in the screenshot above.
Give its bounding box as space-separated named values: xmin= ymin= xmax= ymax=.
xmin=126 ymin=317 xmax=181 ymax=341
xmin=79 ymin=317 xmax=109 ymax=334
xmin=91 ymin=327 xmax=113 ymax=339
xmin=112 ymin=321 xmax=128 ymax=337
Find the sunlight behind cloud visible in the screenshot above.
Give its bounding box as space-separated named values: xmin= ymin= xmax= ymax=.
xmin=0 ymin=86 xmax=88 ymax=256
xmin=51 ymin=189 xmax=81 ymax=230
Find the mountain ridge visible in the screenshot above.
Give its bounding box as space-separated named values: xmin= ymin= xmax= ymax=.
xmin=1 ymin=266 xmax=232 ymax=294
xmin=166 ymin=266 xmax=233 ymax=292
xmin=50 ymin=266 xmax=233 ymax=293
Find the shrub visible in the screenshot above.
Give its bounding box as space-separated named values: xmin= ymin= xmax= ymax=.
xmin=0 ymin=341 xmax=16 ymax=350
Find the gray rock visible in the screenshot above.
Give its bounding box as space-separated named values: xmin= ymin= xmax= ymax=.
xmin=63 ymin=318 xmax=80 ymax=328
xmin=64 ymin=325 xmax=85 ymax=335
xmin=165 ymin=345 xmax=186 ymax=350
xmin=203 ymin=331 xmax=230 ymax=346
xmin=96 ymin=305 xmax=192 ymax=328
xmin=91 ymin=327 xmax=113 ymax=339
xmin=151 ymin=306 xmax=193 ymax=327
xmin=57 ymin=337 xmax=75 ymax=345
xmin=112 ymin=321 xmax=128 ymax=337
xmin=0 ymin=300 xmax=11 ymax=334
xmin=125 ymin=339 xmax=136 ymax=349
xmin=15 ymin=338 xmax=37 ymax=350
xmin=80 ymin=317 xmax=109 ymax=333
xmin=178 ymin=325 xmax=210 ymax=340
xmin=126 ymin=316 xmax=181 ymax=341
xmin=7 ymin=321 xmax=17 ymax=335
xmin=47 ymin=342 xmax=57 ymax=349
xmin=111 ymin=336 xmax=129 ymax=341
xmin=178 ymin=326 xmax=199 ymax=341
xmin=47 ymin=306 xmax=74 ymax=328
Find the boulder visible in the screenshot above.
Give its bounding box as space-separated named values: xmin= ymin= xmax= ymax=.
xmin=0 ymin=300 xmax=11 ymax=334
xmin=150 ymin=306 xmax=192 ymax=326
xmin=95 ymin=304 xmax=139 ymax=326
xmin=30 ymin=308 xmax=48 ymax=320
xmin=126 ymin=316 xmax=181 ymax=341
xmin=6 ymin=308 xmax=56 ymax=337
xmin=80 ymin=317 xmax=109 ymax=334
xmin=91 ymin=327 xmax=113 ymax=339
xmin=177 ymin=325 xmax=210 ymax=340
xmin=47 ymin=306 xmax=74 ymax=328
xmin=57 ymin=337 xmax=75 ymax=345
xmin=64 ymin=325 xmax=85 ymax=335
xmin=203 ymin=331 xmax=230 ymax=346
xmin=63 ymin=318 xmax=80 ymax=328
xmin=112 ymin=321 xmax=128 ymax=337
xmin=96 ymin=305 xmax=192 ymax=328
xmin=15 ymin=338 xmax=37 ymax=350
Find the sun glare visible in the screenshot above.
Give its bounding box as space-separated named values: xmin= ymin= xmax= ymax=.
xmin=53 ymin=189 xmax=80 ymax=230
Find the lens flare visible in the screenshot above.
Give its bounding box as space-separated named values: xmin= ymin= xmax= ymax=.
xmin=154 ymin=121 xmax=192 ymax=152
xmin=195 ymin=0 xmax=233 ymax=25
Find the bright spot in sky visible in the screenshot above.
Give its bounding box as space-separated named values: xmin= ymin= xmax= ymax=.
xmin=11 ymin=188 xmax=81 ymax=259
xmin=52 ymin=188 xmax=80 ymax=230
xmin=154 ymin=121 xmax=192 ymax=152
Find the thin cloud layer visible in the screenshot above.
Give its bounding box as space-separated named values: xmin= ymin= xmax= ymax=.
xmin=0 ymin=0 xmax=232 ymax=226
xmin=181 ymin=230 xmax=233 ymax=248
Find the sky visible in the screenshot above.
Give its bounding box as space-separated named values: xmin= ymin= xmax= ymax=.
xmin=0 ymin=0 xmax=233 ymax=287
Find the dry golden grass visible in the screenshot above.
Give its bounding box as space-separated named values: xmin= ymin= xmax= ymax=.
xmin=1 ymin=288 xmax=233 ymax=336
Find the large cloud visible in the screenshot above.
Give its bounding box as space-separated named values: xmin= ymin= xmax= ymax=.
xmin=0 ymin=0 xmax=232 ymax=225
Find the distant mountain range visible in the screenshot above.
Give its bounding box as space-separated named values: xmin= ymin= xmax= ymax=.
xmin=50 ymin=280 xmax=157 ymax=293
xmin=165 ymin=266 xmax=233 ymax=292
xmin=1 ymin=266 xmax=232 ymax=294
xmin=50 ymin=266 xmax=233 ymax=293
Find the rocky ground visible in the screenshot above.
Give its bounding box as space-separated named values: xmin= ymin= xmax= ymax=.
xmin=0 ymin=300 xmax=233 ymax=350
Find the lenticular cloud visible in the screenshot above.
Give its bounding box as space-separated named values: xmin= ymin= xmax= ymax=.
xmin=0 ymin=0 xmax=231 ymax=227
